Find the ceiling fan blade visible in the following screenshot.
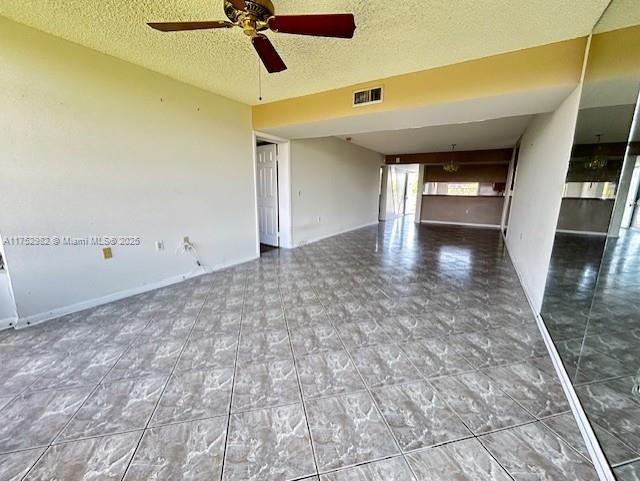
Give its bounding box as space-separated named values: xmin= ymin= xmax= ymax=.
xmin=252 ymin=34 xmax=287 ymax=73
xmin=229 ymin=0 xmax=247 ymax=10
xmin=147 ymin=20 xmax=233 ymax=32
xmin=268 ymin=14 xmax=356 ymax=38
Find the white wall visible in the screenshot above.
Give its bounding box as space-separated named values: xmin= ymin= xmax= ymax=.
xmin=289 ymin=138 xmax=382 ymax=246
xmin=0 ymin=18 xmax=257 ymax=324
xmin=0 ymin=271 xmax=17 ymax=326
xmin=506 ymin=86 xmax=582 ymax=312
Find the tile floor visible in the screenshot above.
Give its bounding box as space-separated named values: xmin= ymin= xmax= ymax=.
xmin=0 ymin=219 xmax=600 ymax=480
xmin=542 ymin=229 xmax=640 ymax=474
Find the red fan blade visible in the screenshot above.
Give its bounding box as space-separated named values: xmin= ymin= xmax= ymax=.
xmin=252 ymin=34 xmax=287 ymax=73
xmin=229 ymin=0 xmax=247 ymax=10
xmin=268 ymin=14 xmax=356 ymax=38
xmin=148 ymin=20 xmax=233 ymax=32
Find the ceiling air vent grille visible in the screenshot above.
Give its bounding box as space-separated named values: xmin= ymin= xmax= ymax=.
xmin=353 ymin=86 xmax=383 ymax=107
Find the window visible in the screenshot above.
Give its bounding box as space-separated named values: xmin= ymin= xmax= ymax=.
xmin=424 ymin=182 xmax=505 ymax=197
xmin=563 ymin=182 xmax=617 ymax=199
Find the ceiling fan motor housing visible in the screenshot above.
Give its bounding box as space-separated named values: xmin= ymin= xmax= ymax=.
xmin=224 ymin=0 xmax=275 ymax=24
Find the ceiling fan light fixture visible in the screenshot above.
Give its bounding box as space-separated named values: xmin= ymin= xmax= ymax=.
xmin=147 ymin=0 xmax=356 ymax=74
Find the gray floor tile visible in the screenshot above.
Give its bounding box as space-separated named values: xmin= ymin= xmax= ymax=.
xmin=24 ymin=431 xmax=140 ymax=481
xmin=297 ymin=350 xmax=366 ymax=399
xmin=137 ymin=317 xmax=193 ymax=343
xmin=400 ymin=338 xmax=474 ymax=379
xmin=406 ymin=438 xmax=511 ymax=481
xmin=0 ymin=354 xmax=61 ymax=396
xmin=177 ymin=334 xmax=238 ymax=371
xmin=58 ymin=376 xmax=166 ymax=441
xmin=0 ymin=448 xmax=45 ymax=481
xmin=0 ymin=221 xmax=578 ymax=480
xmin=576 ymin=382 xmax=640 ymax=453
xmin=306 ymin=391 xmax=399 ymax=471
xmin=0 ymin=387 xmax=91 ymax=453
xmin=237 ymin=328 xmax=292 ymax=365
xmin=193 ymin=312 xmax=241 ymax=335
xmin=289 ymin=323 xmax=343 ymax=357
xmin=285 ymin=305 xmax=328 ymax=326
xmin=0 ymin=396 xmax=15 ymax=410
xmin=378 ymin=314 xmax=432 ymax=343
xmin=232 ymin=359 xmax=300 ymax=412
xmin=152 ymin=367 xmax=233 ymax=425
xmin=326 ymin=303 xmax=373 ymax=323
xmin=106 ymin=339 xmax=184 ymax=381
xmin=223 ymin=403 xmax=316 ymax=481
xmin=320 ymin=456 xmax=416 ymax=480
xmin=615 ymin=460 xmax=640 ymax=481
xmin=336 ymin=321 xmax=392 ymax=349
xmin=480 ymin=422 xmax=599 ymax=480
xmin=529 ymin=355 xmax=558 ymax=377
xmin=543 ymin=412 xmax=639 ymax=466
xmin=351 ymin=344 xmax=421 ymax=389
xmin=456 ymin=331 xmax=522 ymax=369
xmin=371 ymin=381 xmax=472 ymax=451
xmin=242 ymin=308 xmax=286 ymax=331
xmin=431 ymin=371 xmax=534 ymax=435
xmin=483 ymin=361 xmax=569 ymax=419
xmin=429 ymin=307 xmax=490 ymax=335
xmin=124 ymin=417 xmax=227 ymax=481
xmin=29 ymin=346 xmax=124 ymax=392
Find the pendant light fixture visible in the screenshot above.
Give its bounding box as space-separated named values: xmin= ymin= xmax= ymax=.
xmin=586 ymin=134 xmax=608 ymax=170
xmin=443 ymin=144 xmax=460 ymax=173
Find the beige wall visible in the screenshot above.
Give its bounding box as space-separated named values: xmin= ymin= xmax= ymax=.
xmin=0 ymin=18 xmax=257 ymax=323
xmin=506 ymin=86 xmax=583 ymax=313
xmin=289 ymin=138 xmax=382 ymax=246
xmin=253 ymin=38 xmax=586 ymax=130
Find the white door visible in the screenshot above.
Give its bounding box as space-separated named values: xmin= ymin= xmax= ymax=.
xmin=256 ymin=144 xmax=279 ymax=246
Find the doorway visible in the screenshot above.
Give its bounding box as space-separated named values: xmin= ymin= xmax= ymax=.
xmin=384 ymin=165 xmax=419 ymax=219
xmin=253 ymin=132 xmax=293 ymax=254
xmin=256 ymin=141 xmax=279 ymax=250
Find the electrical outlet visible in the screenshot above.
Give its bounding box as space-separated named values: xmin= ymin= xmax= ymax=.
xmin=102 ymin=247 xmax=112 ymax=260
xmin=155 ymin=241 xmax=164 ymax=251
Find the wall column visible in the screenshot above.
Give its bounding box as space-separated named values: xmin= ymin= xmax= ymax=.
xmin=414 ymin=165 xmax=425 ymax=223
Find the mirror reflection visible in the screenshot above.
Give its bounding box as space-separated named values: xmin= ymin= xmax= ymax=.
xmin=541 ymin=4 xmax=640 ymax=477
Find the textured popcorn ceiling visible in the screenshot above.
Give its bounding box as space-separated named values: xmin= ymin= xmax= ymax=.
xmin=595 ymin=0 xmax=640 ymax=32
xmin=0 ymin=0 xmax=620 ymax=105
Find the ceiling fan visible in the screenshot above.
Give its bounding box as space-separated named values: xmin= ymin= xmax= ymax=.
xmin=148 ymin=0 xmax=356 ymax=73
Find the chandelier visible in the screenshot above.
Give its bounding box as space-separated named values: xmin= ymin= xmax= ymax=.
xmin=443 ymin=144 xmax=460 ymax=173
xmin=586 ymin=134 xmax=608 ymax=170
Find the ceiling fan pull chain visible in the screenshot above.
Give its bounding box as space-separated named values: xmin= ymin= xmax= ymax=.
xmin=258 ymin=58 xmax=263 ymax=101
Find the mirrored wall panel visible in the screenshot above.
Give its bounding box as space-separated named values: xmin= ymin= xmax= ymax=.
xmin=541 ymin=3 xmax=640 ymax=478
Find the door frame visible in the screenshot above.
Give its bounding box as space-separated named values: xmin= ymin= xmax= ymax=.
xmin=621 ymin=164 xmax=640 ymax=229
xmin=252 ymin=131 xmax=293 ymax=252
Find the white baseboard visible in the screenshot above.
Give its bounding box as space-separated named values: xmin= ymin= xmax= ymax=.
xmin=293 ymin=221 xmax=379 ymax=248
xmin=502 ymin=234 xmax=615 ymax=481
xmin=13 ymin=253 xmax=259 ymax=330
xmin=421 ymin=220 xmax=501 ymax=229
xmin=557 ymin=229 xmax=608 ymax=236
xmin=0 ymin=316 xmax=18 ymax=331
